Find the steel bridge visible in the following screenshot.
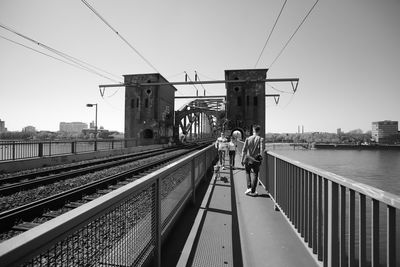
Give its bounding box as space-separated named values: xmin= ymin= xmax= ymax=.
xmin=0 ymin=69 xmax=398 ymax=266
xmin=0 ymin=143 xmax=399 ymax=266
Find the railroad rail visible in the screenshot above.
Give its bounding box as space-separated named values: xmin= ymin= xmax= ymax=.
xmin=0 ymin=146 xmax=179 ymax=195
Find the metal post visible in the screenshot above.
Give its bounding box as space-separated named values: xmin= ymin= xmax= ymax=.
xmin=12 ymin=141 xmax=15 ymax=160
xmin=371 ymin=199 xmax=379 ymax=267
xmin=191 ymin=158 xmax=196 ymax=204
xmin=359 ymin=194 xmax=366 ymax=267
xmin=71 ymin=141 xmax=76 ymax=154
xmin=327 ymin=181 xmax=339 ymax=267
xmin=348 ymin=190 xmax=355 ymax=267
xmin=86 ymin=103 xmax=98 ymax=150
xmin=274 ymin=157 xmax=279 ymax=211
xmin=387 ymin=205 xmax=396 ymax=267
xmin=38 ymin=142 xmax=43 ymax=157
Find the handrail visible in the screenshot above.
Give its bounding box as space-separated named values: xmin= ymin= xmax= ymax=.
xmin=267 ymin=151 xmax=400 ymax=209
xmin=265 ymin=151 xmax=399 ymax=267
xmin=0 ymin=144 xmax=217 ymax=266
xmin=0 ymin=139 xmax=136 ymax=161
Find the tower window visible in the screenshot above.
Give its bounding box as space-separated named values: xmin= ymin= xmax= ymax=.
xmin=237 ymin=96 xmax=242 ymax=107
xmin=145 ymin=98 xmax=149 ymax=108
xmin=254 ymin=96 xmax=258 ymax=106
xmin=247 ymin=95 xmax=250 ymax=106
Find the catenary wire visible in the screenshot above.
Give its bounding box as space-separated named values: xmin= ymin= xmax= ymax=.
xmin=269 ymin=0 xmax=320 ymax=69
xmin=254 ymin=0 xmax=288 ymax=68
xmin=166 ymin=71 xmax=185 ymax=80
xmin=81 ymin=0 xmax=160 ymax=73
xmin=0 ymin=35 xmax=98 ymax=75
xmin=0 ymin=23 xmax=122 ymax=83
xmin=267 ymin=83 xmax=293 ymax=94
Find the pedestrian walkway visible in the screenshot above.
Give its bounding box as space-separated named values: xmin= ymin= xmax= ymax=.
xmin=177 ymin=155 xmax=321 ymax=267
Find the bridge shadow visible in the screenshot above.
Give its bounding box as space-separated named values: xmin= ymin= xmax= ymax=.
xmin=162 ymin=166 xmax=243 ymax=266
xmin=160 ymin=168 xmax=213 ymax=266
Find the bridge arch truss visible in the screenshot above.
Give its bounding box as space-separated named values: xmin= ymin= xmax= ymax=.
xmin=174 ymin=98 xmax=225 ymax=142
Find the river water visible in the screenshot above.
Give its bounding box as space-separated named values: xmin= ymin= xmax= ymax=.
xmin=267 ymin=144 xmax=400 ymax=197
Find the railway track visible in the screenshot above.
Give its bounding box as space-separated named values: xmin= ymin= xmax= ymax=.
xmin=0 ymin=144 xmax=209 ymax=241
xmin=0 ymin=146 xmax=182 ymax=195
xmin=0 ymin=147 xmax=179 ymax=191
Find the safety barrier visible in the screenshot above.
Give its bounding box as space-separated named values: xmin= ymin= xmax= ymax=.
xmin=265 ymin=151 xmax=399 ymax=267
xmin=0 ymin=139 xmax=135 ymax=161
xmin=0 ymin=145 xmax=216 ymax=266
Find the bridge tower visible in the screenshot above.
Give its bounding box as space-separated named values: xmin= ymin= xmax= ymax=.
xmin=225 ymin=69 xmax=267 ymax=139
xmin=124 ymin=73 xmax=175 ymax=146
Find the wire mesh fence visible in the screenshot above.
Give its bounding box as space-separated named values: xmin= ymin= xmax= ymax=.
xmin=0 ymin=144 xmax=217 ymax=266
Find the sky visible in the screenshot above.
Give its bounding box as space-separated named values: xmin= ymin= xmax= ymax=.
xmin=0 ymin=0 xmax=399 ymax=134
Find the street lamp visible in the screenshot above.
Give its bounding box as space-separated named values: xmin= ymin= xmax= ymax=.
xmin=86 ymin=103 xmax=98 ymax=139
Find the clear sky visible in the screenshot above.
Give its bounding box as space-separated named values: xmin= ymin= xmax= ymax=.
xmin=1 ymin=0 xmax=399 ymax=133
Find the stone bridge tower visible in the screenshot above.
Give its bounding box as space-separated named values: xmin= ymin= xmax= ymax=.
xmin=225 ymin=69 xmax=267 ymax=139
xmin=124 ymin=73 xmax=175 ymax=146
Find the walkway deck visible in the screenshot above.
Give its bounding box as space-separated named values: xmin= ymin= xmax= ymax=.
xmin=176 ymin=155 xmax=321 ymax=267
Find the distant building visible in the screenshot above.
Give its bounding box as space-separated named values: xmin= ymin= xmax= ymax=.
xmin=22 ymin=126 xmax=36 ymax=133
xmin=59 ymin=122 xmax=88 ymax=133
xmin=371 ymin=120 xmax=398 ymax=143
xmin=0 ymin=119 xmax=6 ymax=133
xmin=337 ymin=128 xmax=342 ymax=135
xmin=89 ymin=121 xmax=96 ymax=129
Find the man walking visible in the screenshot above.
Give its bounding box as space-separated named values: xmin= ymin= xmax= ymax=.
xmin=241 ymin=125 xmax=264 ymax=196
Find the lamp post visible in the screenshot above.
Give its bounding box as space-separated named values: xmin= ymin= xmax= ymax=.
xmin=86 ymin=103 xmax=98 ymax=139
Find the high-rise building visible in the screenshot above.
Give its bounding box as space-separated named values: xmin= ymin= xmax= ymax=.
xmin=22 ymin=126 xmax=36 ymax=133
xmin=59 ymin=122 xmax=88 ymax=133
xmin=371 ymin=120 xmax=398 ymax=143
xmin=89 ymin=121 xmax=95 ymax=129
xmin=0 ymin=119 xmax=6 ymax=133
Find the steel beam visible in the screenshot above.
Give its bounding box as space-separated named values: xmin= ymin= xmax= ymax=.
xmin=99 ymin=78 xmax=299 ymax=88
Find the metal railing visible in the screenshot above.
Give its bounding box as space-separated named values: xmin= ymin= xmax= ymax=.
xmin=0 ymin=144 xmax=216 ymax=266
xmin=264 ymin=151 xmax=400 ymax=267
xmin=0 ymin=139 xmax=135 ymax=161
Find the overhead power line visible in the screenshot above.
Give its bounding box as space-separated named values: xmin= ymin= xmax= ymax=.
xmin=269 ymin=0 xmax=320 ymax=69
xmin=81 ymin=0 xmax=160 ymax=73
xmin=0 ymin=35 xmax=94 ymax=73
xmin=0 ymin=23 xmax=122 ymax=83
xmin=254 ymin=0 xmax=288 ymax=68
xmin=267 ymin=83 xmax=293 ymax=94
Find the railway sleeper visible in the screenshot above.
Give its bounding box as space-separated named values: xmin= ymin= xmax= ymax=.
xmin=97 ymin=189 xmax=113 ymax=194
xmin=83 ymin=195 xmax=98 ymax=201
xmin=42 ymin=211 xmax=62 ymax=218
xmin=65 ymin=202 xmax=84 ymax=209
xmin=117 ymin=181 xmax=130 ymax=186
xmin=12 ymin=222 xmax=41 ymax=231
xmin=109 ymin=184 xmax=122 ymax=190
